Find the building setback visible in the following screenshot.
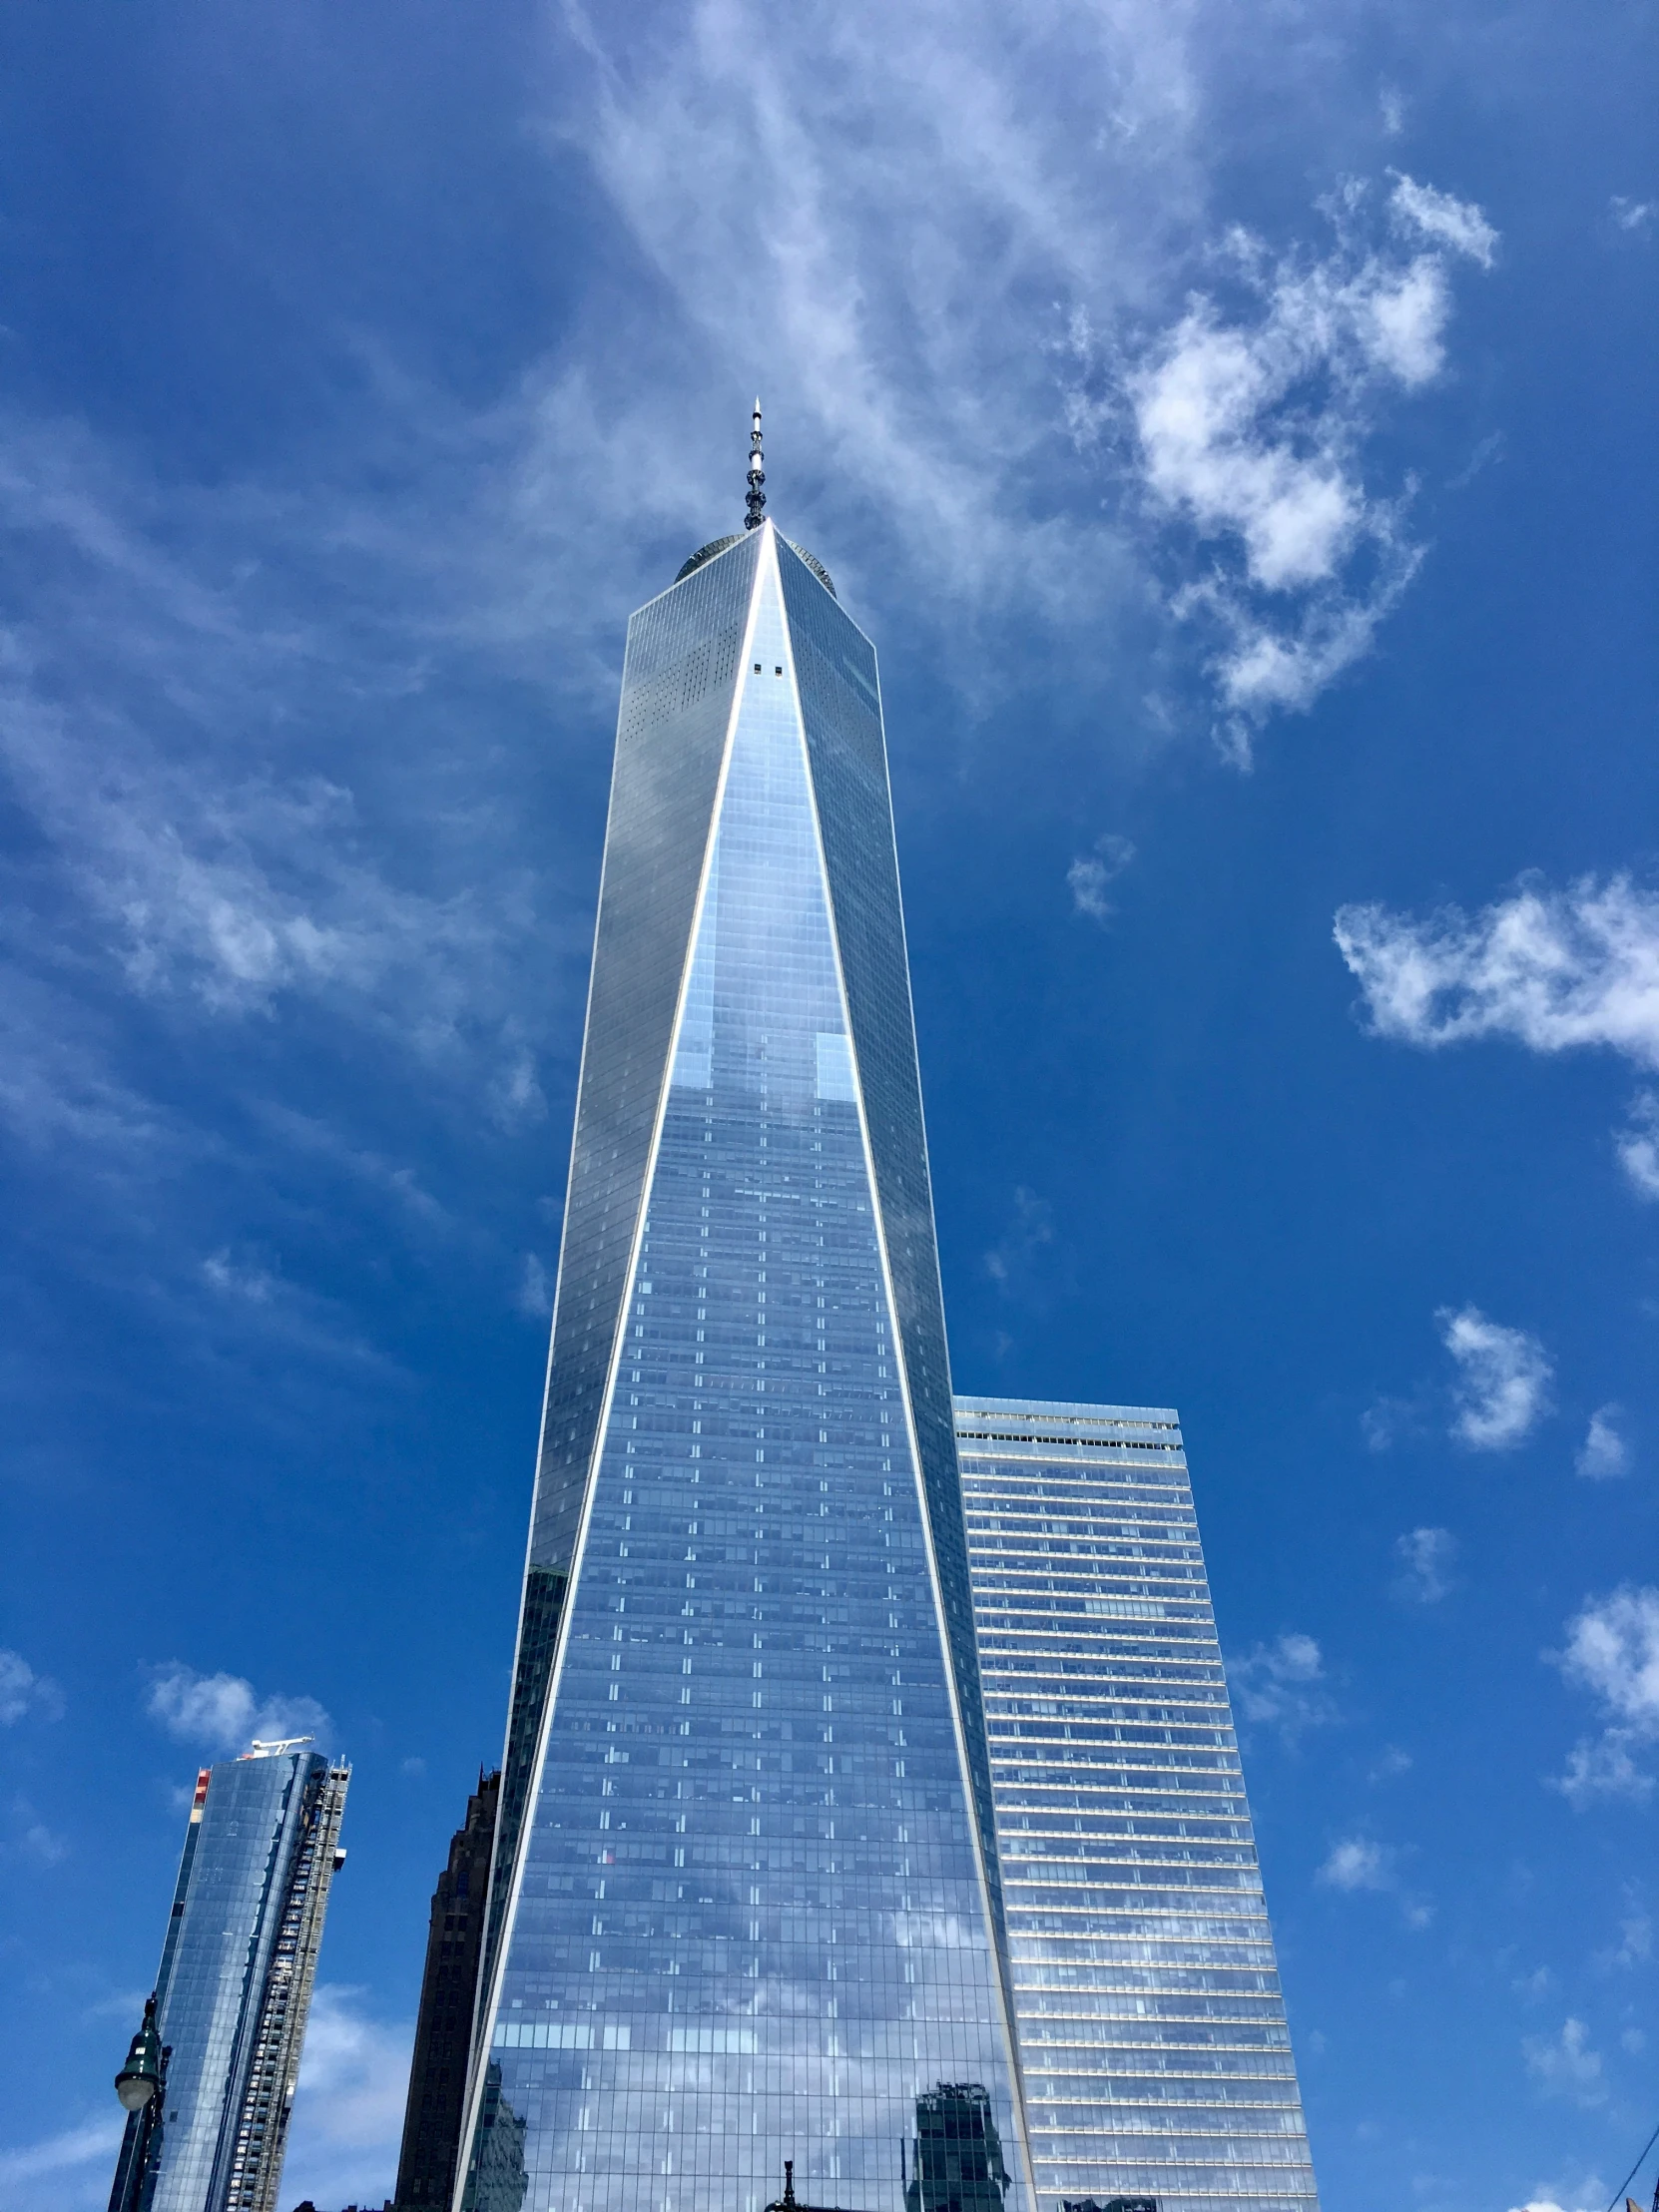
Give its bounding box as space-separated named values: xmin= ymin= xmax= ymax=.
xmin=394 ymin=1772 xmax=501 ymax=2209
xmin=459 ymin=443 xmax=1029 ymax=2212
xmin=111 ymin=1740 xmax=349 ymax=2212
xmin=955 ymin=1398 xmax=1319 ymax=2212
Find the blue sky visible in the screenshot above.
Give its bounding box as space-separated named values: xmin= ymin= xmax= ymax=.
xmin=0 ymin=3 xmax=1654 ymax=2208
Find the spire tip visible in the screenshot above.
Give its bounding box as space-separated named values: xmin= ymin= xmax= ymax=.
xmin=745 ymin=400 xmax=767 ymax=530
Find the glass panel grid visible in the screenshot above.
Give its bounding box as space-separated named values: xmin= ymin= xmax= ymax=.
xmin=477 ymin=544 xmax=1026 ymax=2212
xmin=955 ymin=1398 xmax=1319 ymax=2212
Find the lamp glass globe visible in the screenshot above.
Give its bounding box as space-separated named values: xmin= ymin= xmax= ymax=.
xmin=116 ymin=2073 xmax=156 ymax=2113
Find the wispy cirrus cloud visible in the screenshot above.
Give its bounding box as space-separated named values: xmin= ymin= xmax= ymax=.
xmin=1439 ymin=1305 xmax=1552 ymax=1450
xmin=0 ymin=2115 xmax=125 ymax=2198
xmin=554 ymin=0 xmax=1492 ymax=747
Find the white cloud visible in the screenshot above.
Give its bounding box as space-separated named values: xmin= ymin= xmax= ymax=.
xmin=1549 ymin=1585 xmax=1659 ymax=1806
xmin=1319 ymin=1837 xmax=1392 ymax=1891
xmin=1228 ymin=1632 xmax=1338 ymax=1740
xmin=982 ymin=1186 xmax=1055 ymax=1290
xmin=1113 ymin=171 xmax=1493 ymax=755
xmin=1439 ymin=1306 xmax=1552 ymax=1450
xmin=1389 ymin=173 xmax=1499 ymax=268
xmin=1523 ymin=2017 xmax=1605 ymax=2106
xmin=1610 ymin=196 xmax=1656 ymax=235
xmin=558 ymin=1 xmax=1488 ymax=750
xmin=1068 ymin=833 xmax=1137 ymax=921
xmin=517 ymin=1253 xmax=554 ymax=1319
xmin=1335 ymin=873 xmax=1659 ymax=1067
xmin=0 ymin=1648 xmax=64 ymax=1725
xmin=1615 ymin=1092 xmax=1659 ymax=1199
xmin=1599 ymin=1911 xmax=1652 ymax=1970
xmin=1557 ymin=1587 xmax=1659 ymax=1729
xmin=280 ymin=1984 xmax=412 ymax=2212
xmin=146 ymin=1665 xmax=332 ymax=1756
xmin=1393 ymin=1526 xmax=1458 ymax=1603
xmin=1576 ymin=1405 xmax=1631 ymax=1480
xmin=1314 ymin=1834 xmax=1435 ymax=1928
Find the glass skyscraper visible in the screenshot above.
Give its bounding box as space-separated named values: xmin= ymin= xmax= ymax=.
xmin=113 ymin=1740 xmax=350 ymax=2212
xmin=955 ymin=1399 xmax=1318 ymax=2212
xmin=464 ymin=510 xmax=1029 ymax=2212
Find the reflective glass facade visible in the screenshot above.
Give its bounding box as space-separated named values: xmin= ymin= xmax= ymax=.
xmin=955 ymin=1399 xmax=1319 ymax=2212
xmin=127 ymin=1745 xmax=349 ymax=2212
xmin=468 ymin=528 xmax=1028 ymax=2212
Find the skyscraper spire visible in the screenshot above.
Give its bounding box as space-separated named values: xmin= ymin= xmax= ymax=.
xmin=745 ymin=396 xmax=766 ymax=528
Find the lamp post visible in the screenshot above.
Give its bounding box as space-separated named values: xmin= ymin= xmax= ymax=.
xmin=108 ymin=1994 xmax=169 ymax=2212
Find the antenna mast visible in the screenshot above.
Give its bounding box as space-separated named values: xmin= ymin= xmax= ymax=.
xmin=745 ymin=399 xmax=767 ymax=529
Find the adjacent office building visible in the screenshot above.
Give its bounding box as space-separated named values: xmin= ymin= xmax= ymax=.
xmin=111 ymin=1739 xmax=349 ymax=2212
xmin=458 ymin=424 xmax=1316 ymax=2212
xmin=395 ymin=1772 xmax=502 ymax=2209
xmin=957 ymin=1399 xmax=1318 ymax=2212
xmin=462 ymin=438 xmax=1028 ymax=2212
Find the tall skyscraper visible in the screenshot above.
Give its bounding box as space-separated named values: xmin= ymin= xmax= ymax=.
xmin=463 ymin=417 xmax=1029 ymax=2212
xmin=955 ymin=1398 xmax=1318 ymax=2212
xmin=111 ymin=1740 xmax=349 ymax=2212
xmin=396 ymin=1772 xmax=502 ymax=2208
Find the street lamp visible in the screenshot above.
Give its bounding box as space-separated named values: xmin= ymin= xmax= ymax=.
xmin=110 ymin=1995 xmax=170 ymax=2212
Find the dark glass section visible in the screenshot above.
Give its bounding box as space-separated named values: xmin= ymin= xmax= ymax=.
xmin=467 ymin=2063 xmax=529 ymax=2212
xmin=776 ymin=542 xmax=1006 ymax=1954
xmin=905 ymin=2085 xmax=1010 ymax=2212
xmin=395 ymin=1773 xmax=502 ymax=2209
xmin=482 ymin=1569 xmax=567 ymax=2018
xmin=532 ymin=528 xmax=762 ymax=1581
xmin=471 ymin=542 xmax=1028 ymax=2212
xmin=483 ymin=532 xmax=762 ymax=2112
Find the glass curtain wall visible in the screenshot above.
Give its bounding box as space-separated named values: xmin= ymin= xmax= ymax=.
xmin=135 ymin=1745 xmax=346 ymax=2212
xmin=955 ymin=1398 xmax=1319 ymax=2212
xmin=468 ymin=531 xmax=1028 ymax=2212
